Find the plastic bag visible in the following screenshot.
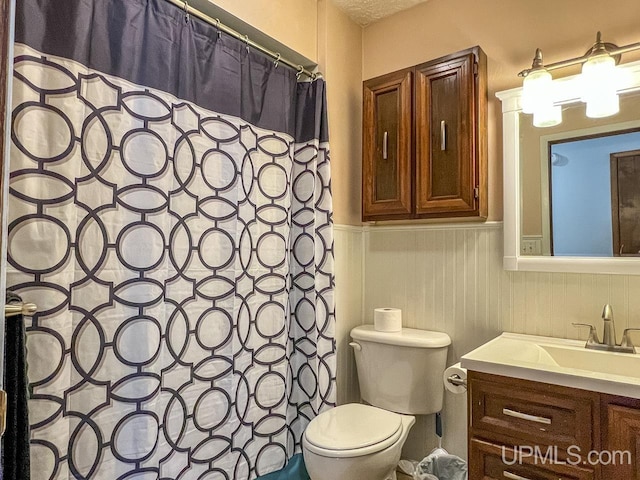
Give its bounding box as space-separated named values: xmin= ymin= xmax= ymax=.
xmin=414 ymin=448 xmax=467 ymax=480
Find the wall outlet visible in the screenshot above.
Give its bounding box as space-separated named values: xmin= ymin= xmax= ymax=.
xmin=521 ymin=237 xmax=542 ymax=255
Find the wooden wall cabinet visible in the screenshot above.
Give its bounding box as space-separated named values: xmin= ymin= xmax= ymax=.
xmin=362 ymin=46 xmax=487 ymax=222
xmin=468 ymin=371 xmax=640 ymax=480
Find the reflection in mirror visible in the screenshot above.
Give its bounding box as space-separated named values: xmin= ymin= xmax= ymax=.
xmin=519 ymin=92 xmax=640 ymax=257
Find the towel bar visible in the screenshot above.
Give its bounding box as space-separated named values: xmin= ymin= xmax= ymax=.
xmin=4 ymin=302 xmax=37 ymax=317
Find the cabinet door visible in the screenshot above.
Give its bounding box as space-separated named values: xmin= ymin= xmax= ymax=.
xmin=362 ymin=69 xmax=413 ymax=220
xmin=605 ymin=404 xmax=640 ymax=479
xmin=415 ymin=52 xmax=477 ymax=216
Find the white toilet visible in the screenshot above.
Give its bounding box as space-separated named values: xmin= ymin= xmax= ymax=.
xmin=303 ymin=325 xmax=451 ymax=480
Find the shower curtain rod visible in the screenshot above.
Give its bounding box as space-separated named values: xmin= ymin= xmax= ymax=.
xmin=5 ymin=302 xmax=37 ymax=317
xmin=164 ymin=0 xmax=319 ymax=80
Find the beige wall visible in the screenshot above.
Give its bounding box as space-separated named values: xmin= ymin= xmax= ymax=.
xmin=210 ymin=0 xmax=319 ymax=62
xmin=363 ymin=0 xmax=640 ymax=221
xmin=318 ymin=0 xmax=363 ymax=226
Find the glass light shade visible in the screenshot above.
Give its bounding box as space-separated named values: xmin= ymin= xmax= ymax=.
xmin=533 ymin=105 xmax=562 ymax=128
xmin=521 ymin=68 xmax=553 ymax=114
xmin=581 ymin=54 xmax=620 ymax=118
xmin=585 ymin=92 xmax=620 ymax=118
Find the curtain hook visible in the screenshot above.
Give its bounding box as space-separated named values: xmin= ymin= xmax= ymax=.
xmin=274 ymin=53 xmax=281 ymax=69
xmin=296 ymin=65 xmax=304 ymax=80
xmin=183 ymin=0 xmax=190 ymax=23
xmin=244 ymin=35 xmax=250 ymax=53
xmin=215 ymin=18 xmax=221 ymax=39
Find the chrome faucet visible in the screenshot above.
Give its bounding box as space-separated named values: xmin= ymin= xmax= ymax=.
xmin=601 ymin=304 xmax=616 ymax=347
xmin=573 ymin=304 xmax=639 ymax=354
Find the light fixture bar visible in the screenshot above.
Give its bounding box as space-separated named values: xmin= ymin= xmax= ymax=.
xmin=518 ymin=32 xmax=640 ymax=77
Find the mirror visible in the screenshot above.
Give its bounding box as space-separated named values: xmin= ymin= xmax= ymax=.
xmin=499 ymin=59 xmax=640 ymax=274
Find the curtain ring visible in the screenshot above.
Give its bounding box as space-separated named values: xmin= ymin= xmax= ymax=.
xmin=183 ymin=0 xmax=190 ymax=23
xmin=274 ymin=53 xmax=281 ymax=69
xmin=244 ymin=35 xmax=250 ymax=53
xmin=296 ymin=65 xmax=304 ymax=80
xmin=311 ymin=72 xmax=317 ymax=81
xmin=215 ymin=18 xmax=221 ymax=39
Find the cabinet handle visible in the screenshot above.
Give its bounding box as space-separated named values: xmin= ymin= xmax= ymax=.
xmin=504 ymin=471 xmax=533 ymax=480
xmin=383 ymin=131 xmax=388 ymax=160
xmin=440 ymin=120 xmax=446 ymax=151
xmin=502 ymin=408 xmax=551 ymax=425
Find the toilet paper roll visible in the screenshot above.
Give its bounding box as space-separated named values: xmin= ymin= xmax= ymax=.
xmin=373 ymin=308 xmax=402 ymax=332
xmin=443 ymin=362 xmax=467 ymax=394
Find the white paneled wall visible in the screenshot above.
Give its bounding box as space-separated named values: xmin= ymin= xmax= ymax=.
xmin=333 ymin=225 xmax=363 ymax=406
xmin=363 ymin=222 xmax=506 ymax=460
xmin=332 ymin=221 xmax=640 ymax=461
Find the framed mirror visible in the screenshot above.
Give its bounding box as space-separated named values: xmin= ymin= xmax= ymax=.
xmin=498 ymin=59 xmax=640 ymax=274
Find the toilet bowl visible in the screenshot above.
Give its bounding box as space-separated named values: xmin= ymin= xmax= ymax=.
xmin=302 ymin=325 xmax=451 ymax=480
xmin=302 ymin=403 xmax=415 ymax=480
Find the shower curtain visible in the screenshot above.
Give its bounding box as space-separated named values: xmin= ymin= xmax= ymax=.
xmin=6 ymin=0 xmax=335 ymax=478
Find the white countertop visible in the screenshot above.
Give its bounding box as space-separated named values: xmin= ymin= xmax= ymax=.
xmin=461 ymin=332 xmax=640 ymax=399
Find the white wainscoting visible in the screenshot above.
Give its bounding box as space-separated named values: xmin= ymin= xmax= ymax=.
xmin=333 ymin=225 xmax=364 ymax=406
xmin=335 ymin=221 xmax=640 ymax=461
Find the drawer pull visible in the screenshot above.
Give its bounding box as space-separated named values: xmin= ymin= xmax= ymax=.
xmin=440 ymin=120 xmax=446 ymax=150
xmin=502 ymin=408 xmax=551 ymax=425
xmin=504 ymin=471 xmax=533 ymax=480
xmin=383 ymin=131 xmax=388 ymax=160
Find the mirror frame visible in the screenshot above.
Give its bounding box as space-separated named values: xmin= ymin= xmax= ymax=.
xmin=497 ymin=59 xmax=640 ymax=275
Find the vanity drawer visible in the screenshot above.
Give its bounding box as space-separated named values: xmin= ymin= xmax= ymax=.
xmin=470 ymin=439 xmax=594 ymax=480
xmin=469 ymin=372 xmax=598 ymax=454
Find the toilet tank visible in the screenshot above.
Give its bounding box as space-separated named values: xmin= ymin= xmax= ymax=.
xmin=350 ymin=325 xmax=451 ymax=415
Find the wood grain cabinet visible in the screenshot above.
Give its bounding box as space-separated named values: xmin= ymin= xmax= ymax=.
xmin=362 ymin=46 xmax=487 ymax=221
xmin=468 ymin=371 xmax=640 ymax=480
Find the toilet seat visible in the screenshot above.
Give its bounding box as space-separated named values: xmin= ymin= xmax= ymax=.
xmin=303 ymin=404 xmax=403 ymax=458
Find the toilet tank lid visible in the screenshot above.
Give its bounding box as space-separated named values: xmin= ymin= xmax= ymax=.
xmin=351 ymin=325 xmax=451 ymax=348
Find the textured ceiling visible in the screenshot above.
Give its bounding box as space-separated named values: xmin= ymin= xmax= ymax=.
xmin=332 ymin=0 xmax=430 ymax=26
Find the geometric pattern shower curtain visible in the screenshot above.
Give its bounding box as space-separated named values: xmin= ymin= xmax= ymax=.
xmin=6 ymin=0 xmax=335 ymax=478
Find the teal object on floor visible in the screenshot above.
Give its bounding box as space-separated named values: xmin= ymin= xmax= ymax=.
xmin=257 ymin=454 xmax=310 ymax=480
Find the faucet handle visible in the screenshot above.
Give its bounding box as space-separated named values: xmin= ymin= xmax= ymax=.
xmin=572 ymin=323 xmax=601 ymax=345
xmin=621 ymin=328 xmax=640 ymax=352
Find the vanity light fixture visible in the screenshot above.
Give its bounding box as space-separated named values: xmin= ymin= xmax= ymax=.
xmin=519 ymin=31 xmax=640 ymax=126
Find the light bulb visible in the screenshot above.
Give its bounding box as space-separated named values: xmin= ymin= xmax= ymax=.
xmin=585 ymin=92 xmax=620 ymax=118
xmin=533 ymin=105 xmax=562 ymax=128
xmin=522 ymin=68 xmax=553 ymax=114
xmin=581 ymin=54 xmax=620 ymax=118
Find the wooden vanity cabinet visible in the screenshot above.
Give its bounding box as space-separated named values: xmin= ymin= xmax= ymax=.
xmin=468 ymin=371 xmax=600 ymax=480
xmin=468 ymin=371 xmax=640 ymax=480
xmin=362 ymin=46 xmax=487 ymax=222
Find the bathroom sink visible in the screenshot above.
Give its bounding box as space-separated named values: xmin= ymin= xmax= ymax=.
xmin=461 ymin=333 xmax=640 ymax=399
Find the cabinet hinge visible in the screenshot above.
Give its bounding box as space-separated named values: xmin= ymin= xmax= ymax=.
xmin=474 ymin=186 xmax=479 ymax=199
xmin=473 ymin=62 xmax=478 ymax=76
